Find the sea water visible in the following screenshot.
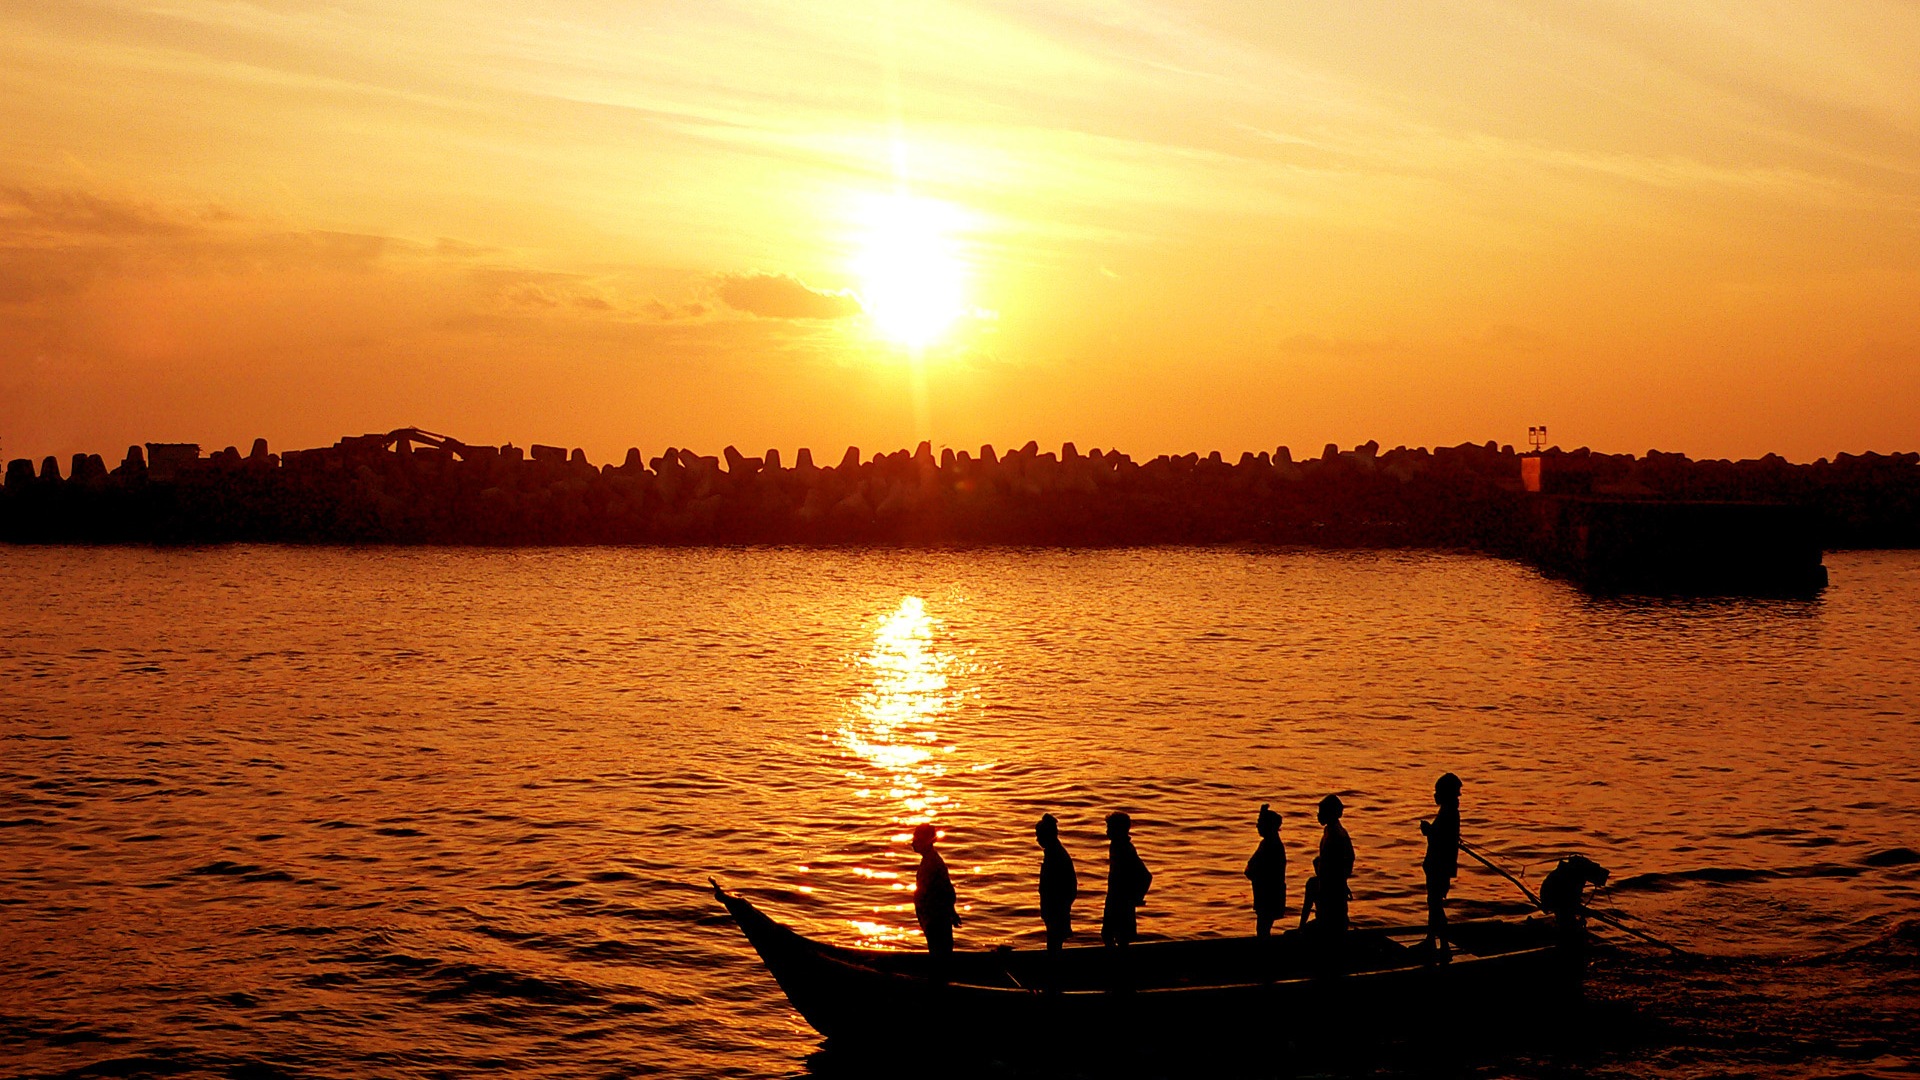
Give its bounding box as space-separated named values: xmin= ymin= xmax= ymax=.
xmin=3 ymin=546 xmax=1917 ymax=1078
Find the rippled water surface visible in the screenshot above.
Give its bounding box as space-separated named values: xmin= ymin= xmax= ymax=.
xmin=3 ymin=546 xmax=1918 ymax=1079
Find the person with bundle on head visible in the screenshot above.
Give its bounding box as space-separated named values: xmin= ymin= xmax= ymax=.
xmin=1244 ymin=803 xmax=1287 ymax=939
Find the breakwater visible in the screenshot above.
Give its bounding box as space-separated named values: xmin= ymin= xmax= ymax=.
xmin=3 ymin=429 xmax=1917 ymax=550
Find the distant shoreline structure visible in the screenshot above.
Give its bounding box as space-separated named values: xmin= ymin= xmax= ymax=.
xmin=3 ymin=430 xmax=1916 ymax=567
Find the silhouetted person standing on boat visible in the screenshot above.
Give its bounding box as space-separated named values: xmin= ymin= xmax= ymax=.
xmin=1101 ymin=812 xmax=1152 ymax=947
xmin=1419 ymin=772 xmax=1462 ymax=953
xmin=1245 ymin=803 xmax=1287 ymax=938
xmin=1036 ymin=813 xmax=1077 ymax=951
xmin=911 ymin=824 xmax=960 ymax=959
xmin=1300 ymin=795 xmax=1353 ymax=933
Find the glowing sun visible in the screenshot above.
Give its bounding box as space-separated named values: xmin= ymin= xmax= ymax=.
xmin=850 ymin=192 xmax=968 ymax=349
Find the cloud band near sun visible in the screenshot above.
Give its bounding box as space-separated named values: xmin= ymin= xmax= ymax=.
xmin=715 ymin=272 xmax=861 ymax=320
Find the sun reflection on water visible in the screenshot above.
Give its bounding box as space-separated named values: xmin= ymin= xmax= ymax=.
xmin=835 ymin=595 xmax=964 ymax=944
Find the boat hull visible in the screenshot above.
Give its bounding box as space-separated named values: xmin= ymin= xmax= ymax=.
xmin=713 ymin=883 xmax=1582 ymax=1053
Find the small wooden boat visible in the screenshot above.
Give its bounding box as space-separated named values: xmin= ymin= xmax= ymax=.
xmin=711 ymin=879 xmax=1584 ymax=1055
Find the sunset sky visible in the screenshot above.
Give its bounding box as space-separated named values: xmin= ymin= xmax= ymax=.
xmin=2 ymin=1 xmax=1916 ymax=464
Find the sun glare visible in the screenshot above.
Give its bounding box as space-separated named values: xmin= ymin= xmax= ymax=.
xmin=850 ymin=193 xmax=968 ymax=350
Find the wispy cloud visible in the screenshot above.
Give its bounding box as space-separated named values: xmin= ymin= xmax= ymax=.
xmin=716 ymin=272 xmax=862 ymax=320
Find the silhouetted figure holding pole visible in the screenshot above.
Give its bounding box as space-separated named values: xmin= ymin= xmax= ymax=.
xmin=1035 ymin=813 xmax=1077 ymax=952
xmin=911 ymin=824 xmax=960 ymax=959
xmin=1419 ymin=772 xmax=1462 ymax=954
xmin=1101 ymin=812 xmax=1152 ymax=947
xmin=1244 ymin=803 xmax=1287 ymax=938
xmin=1299 ymin=795 xmax=1354 ymax=933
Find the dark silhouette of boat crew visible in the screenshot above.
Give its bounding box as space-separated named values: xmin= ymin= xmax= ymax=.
xmin=1035 ymin=813 xmax=1077 ymax=951
xmin=886 ymin=775 xmax=1626 ymax=971
xmin=1299 ymin=794 xmax=1354 ymax=933
xmin=1244 ymin=803 xmax=1287 ymax=938
xmin=911 ymin=824 xmax=960 ymax=958
xmin=707 ymin=771 xmax=1645 ymax=1054
xmin=1419 ymin=772 xmax=1462 ymax=953
xmin=1101 ymin=812 xmax=1152 ymax=947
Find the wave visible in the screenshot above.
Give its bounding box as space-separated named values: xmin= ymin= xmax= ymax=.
xmin=1611 ymin=850 xmax=1918 ymax=893
xmin=1793 ymin=916 xmax=1920 ymax=966
xmin=183 ymin=860 xmax=295 ymax=884
xmin=420 ymin=962 xmax=605 ymax=1006
xmin=310 ymin=941 xmax=612 ymax=1011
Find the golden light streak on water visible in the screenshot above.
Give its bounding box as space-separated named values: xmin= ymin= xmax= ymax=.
xmin=834 ymin=595 xmax=968 ymax=942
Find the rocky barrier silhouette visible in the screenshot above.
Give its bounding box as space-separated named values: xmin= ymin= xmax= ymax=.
xmin=3 ymin=430 xmax=1916 ymax=552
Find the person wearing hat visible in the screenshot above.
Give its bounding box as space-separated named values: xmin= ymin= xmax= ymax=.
xmin=1299 ymin=794 xmax=1354 ymax=933
xmin=1100 ymin=812 xmax=1153 ymax=947
xmin=1419 ymin=772 xmax=1463 ymax=953
xmin=911 ymin=823 xmax=960 ymax=959
xmin=1244 ymin=803 xmax=1288 ymax=939
xmin=1035 ymin=814 xmax=1078 ymax=952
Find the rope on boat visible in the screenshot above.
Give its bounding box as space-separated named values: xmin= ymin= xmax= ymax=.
xmin=1456 ymin=837 xmax=1544 ymax=909
xmin=998 ymin=961 xmax=1036 ymax=994
xmin=1583 ymin=907 xmax=1690 ymax=956
xmin=1457 ymin=839 xmax=1691 ymax=957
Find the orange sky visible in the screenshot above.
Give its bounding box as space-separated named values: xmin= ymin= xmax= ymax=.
xmin=2 ymin=1 xmax=1916 ymax=465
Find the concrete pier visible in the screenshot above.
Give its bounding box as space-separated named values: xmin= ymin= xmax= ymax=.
xmin=1525 ymin=496 xmax=1828 ymax=596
